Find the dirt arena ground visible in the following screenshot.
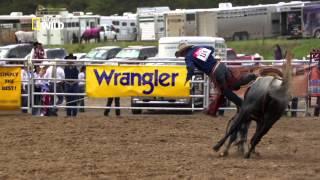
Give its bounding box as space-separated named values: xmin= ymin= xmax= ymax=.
xmin=0 ymin=109 xmax=320 ymax=180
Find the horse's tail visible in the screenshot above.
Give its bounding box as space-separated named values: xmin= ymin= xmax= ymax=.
xmin=269 ymin=50 xmax=293 ymax=101
xmin=281 ymin=50 xmax=293 ymax=95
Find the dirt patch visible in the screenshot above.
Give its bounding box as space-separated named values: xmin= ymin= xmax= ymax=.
xmin=0 ymin=110 xmax=319 ymax=179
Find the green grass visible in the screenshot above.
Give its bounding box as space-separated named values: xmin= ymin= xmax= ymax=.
xmin=227 ymin=38 xmax=319 ymax=60
xmin=47 ymin=38 xmax=319 ymax=59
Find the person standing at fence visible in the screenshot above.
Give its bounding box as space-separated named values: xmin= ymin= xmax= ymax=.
xmin=111 ymin=25 xmax=118 ymax=42
xmin=64 ymin=54 xmax=79 ymax=117
xmin=39 ymin=61 xmax=51 ymax=116
xmin=104 ymin=97 xmax=121 ymax=117
xmin=21 ymin=66 xmax=29 ymax=113
xmin=175 ymin=43 xmax=257 ymax=116
xmin=29 ymin=42 xmax=45 ymax=114
xmin=43 ymin=61 xmax=65 ymax=116
xmin=32 ymin=65 xmax=43 ymax=116
xmin=274 ymin=44 xmax=283 ymax=61
xmin=78 ymin=66 xmax=85 ymax=112
xmin=311 ymin=61 xmax=320 ymax=117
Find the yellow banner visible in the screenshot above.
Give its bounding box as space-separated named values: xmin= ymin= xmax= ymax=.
xmin=86 ymin=65 xmax=190 ymax=98
xmin=0 ymin=67 xmax=21 ymax=110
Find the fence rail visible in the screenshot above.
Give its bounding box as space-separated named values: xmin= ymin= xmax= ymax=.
xmin=1 ymin=58 xmax=318 ymax=116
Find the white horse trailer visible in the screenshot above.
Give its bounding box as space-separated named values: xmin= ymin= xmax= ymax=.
xmin=137 ymin=7 xmax=170 ymax=41
xmin=164 ymin=9 xmax=218 ymax=37
xmin=164 ymin=1 xmax=312 ymax=40
xmin=36 ymin=12 xmax=100 ymax=45
xmin=100 ymin=14 xmax=137 ymax=41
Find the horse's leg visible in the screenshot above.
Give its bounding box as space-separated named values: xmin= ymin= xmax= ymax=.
xmin=213 ymin=109 xmax=250 ymax=152
xmin=235 ymin=121 xmax=250 ymax=155
xmin=244 ymin=120 xmax=262 ymax=159
xmin=220 ymin=115 xmax=238 ymax=157
xmin=244 ymin=113 xmax=280 ymax=159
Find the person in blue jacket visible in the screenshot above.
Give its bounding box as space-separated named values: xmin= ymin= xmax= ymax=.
xmin=175 ymin=42 xmax=256 ymax=112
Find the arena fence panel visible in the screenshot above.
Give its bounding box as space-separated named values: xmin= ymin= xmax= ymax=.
xmin=0 ymin=58 xmax=317 ymax=116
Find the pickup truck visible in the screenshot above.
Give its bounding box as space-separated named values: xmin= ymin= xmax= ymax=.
xmin=226 ymin=48 xmax=262 ymax=65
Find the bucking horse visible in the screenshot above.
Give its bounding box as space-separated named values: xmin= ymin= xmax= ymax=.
xmin=213 ymin=52 xmax=293 ymax=159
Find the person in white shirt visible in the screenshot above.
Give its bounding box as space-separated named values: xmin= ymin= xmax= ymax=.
xmin=32 ymin=65 xmax=43 ymax=116
xmin=78 ymin=66 xmax=85 ymax=112
xmin=43 ymin=61 xmax=65 ymax=116
xmin=45 ymin=63 xmax=65 ymax=102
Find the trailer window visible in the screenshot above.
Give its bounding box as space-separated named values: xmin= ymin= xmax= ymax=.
xmin=186 ymin=14 xmax=195 ymax=21
xmin=122 ymin=22 xmax=127 ymax=26
xmin=130 ymin=22 xmax=135 ymax=26
xmin=90 ymin=22 xmax=95 ymax=28
xmin=112 ymin=21 xmax=120 ymax=26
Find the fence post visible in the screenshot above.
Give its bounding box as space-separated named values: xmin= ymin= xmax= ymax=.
xmin=27 ymin=57 xmax=32 ymax=114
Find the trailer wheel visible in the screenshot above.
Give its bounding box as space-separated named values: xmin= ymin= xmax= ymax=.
xmin=314 ymin=30 xmax=320 ymax=39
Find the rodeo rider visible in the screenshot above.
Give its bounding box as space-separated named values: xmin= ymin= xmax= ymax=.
xmin=175 ymin=42 xmax=257 ymax=116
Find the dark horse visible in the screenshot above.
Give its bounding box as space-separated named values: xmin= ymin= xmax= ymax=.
xmin=80 ymin=26 xmax=105 ymax=43
xmin=213 ymin=52 xmax=293 ymax=159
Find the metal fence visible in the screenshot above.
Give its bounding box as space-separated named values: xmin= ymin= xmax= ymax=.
xmin=0 ymin=58 xmax=317 ymax=116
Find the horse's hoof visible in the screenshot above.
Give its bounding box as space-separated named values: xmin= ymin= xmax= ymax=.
xmin=253 ymin=151 xmax=261 ymax=157
xmin=212 ymin=144 xmax=220 ymax=152
xmin=219 ymin=151 xmax=228 ymax=157
xmin=244 ymin=153 xmax=250 ymax=159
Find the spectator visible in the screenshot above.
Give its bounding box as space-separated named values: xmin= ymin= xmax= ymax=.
xmin=31 ymin=42 xmax=45 ymax=60
xmin=32 ymin=65 xmax=43 ymax=116
xmin=274 ymin=44 xmax=283 ymax=61
xmin=291 ymin=97 xmax=298 ymax=117
xmin=312 ymin=61 xmax=320 ymax=116
xmin=39 ymin=61 xmax=51 ymax=116
xmin=21 ymin=66 xmax=29 ymax=113
xmin=104 ymin=97 xmax=121 ymax=117
xmin=111 ymin=25 xmax=118 ymax=42
xmin=78 ymin=66 xmax=85 ymax=112
xmin=72 ymin=33 xmax=78 ymax=44
xmin=29 ymin=42 xmax=45 ymax=114
xmin=315 ymin=97 xmax=320 ymax=117
xmin=43 ymin=61 xmax=65 ymax=116
xmin=64 ymin=54 xmax=79 ymax=117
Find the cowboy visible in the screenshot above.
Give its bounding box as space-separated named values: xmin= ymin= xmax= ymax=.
xmin=175 ymin=42 xmax=256 ymax=115
xmin=64 ymin=53 xmax=79 ymax=117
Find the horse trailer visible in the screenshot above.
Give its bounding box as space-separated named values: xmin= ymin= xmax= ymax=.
xmin=164 ymin=1 xmax=320 ymax=40
xmin=100 ymin=14 xmax=138 ymax=41
xmin=164 ymin=9 xmax=218 ymax=37
xmin=0 ymin=12 xmax=35 ymax=45
xmin=137 ymin=7 xmax=170 ymax=41
xmin=36 ymin=12 xmax=100 ymax=45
